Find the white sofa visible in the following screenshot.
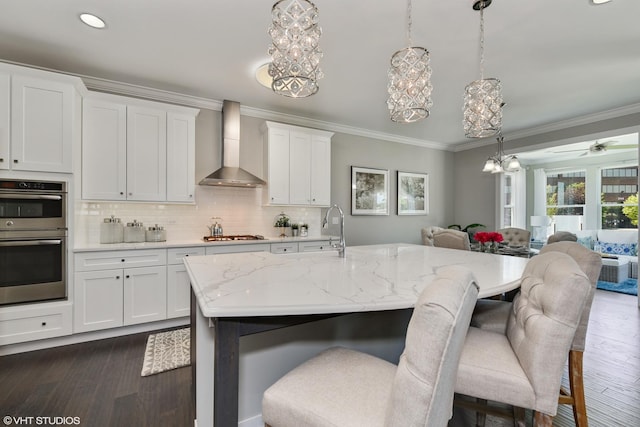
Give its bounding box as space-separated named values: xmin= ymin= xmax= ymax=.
xmin=574 ymin=229 xmax=638 ymax=281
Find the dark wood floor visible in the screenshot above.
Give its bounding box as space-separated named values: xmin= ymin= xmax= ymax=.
xmin=0 ymin=328 xmax=193 ymax=427
xmin=1 ymin=290 xmax=638 ymax=427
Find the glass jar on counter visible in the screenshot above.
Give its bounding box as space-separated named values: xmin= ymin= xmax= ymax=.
xmin=145 ymin=224 xmax=167 ymax=242
xmin=100 ymin=215 xmax=124 ymax=244
xmin=124 ymin=220 xmax=146 ymax=243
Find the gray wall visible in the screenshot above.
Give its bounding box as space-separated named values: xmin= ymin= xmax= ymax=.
xmin=452 ymin=144 xmax=500 ymax=230
xmin=329 ymin=133 xmax=454 ymax=246
xmin=194 ymin=109 xmax=455 ymax=246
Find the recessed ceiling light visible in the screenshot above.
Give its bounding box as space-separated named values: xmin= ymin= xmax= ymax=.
xmin=591 ymin=0 xmax=612 ymax=5
xmin=255 ymin=63 xmax=273 ymax=90
xmin=79 ymin=13 xmax=106 ymax=29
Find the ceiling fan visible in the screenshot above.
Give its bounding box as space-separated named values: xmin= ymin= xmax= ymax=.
xmin=551 ymin=140 xmax=638 ymax=156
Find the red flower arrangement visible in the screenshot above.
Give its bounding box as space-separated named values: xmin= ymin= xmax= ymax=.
xmin=474 ymin=231 xmax=504 ymax=244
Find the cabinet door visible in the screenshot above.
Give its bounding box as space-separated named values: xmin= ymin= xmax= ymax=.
xmin=10 ymin=75 xmax=74 ymax=173
xmin=82 ymin=98 xmax=127 ymax=200
xmin=289 ymin=131 xmax=312 ymax=205
xmin=310 ymin=135 xmax=331 ymax=206
xmin=126 ymin=106 xmax=167 ymax=201
xmin=123 ymin=265 xmax=167 ymax=325
xmin=266 ymin=128 xmax=290 ymax=204
xmin=167 ymin=264 xmax=191 ymax=318
xmin=0 ymin=72 xmax=9 ymax=170
xmin=166 ymin=112 xmax=195 ymax=202
xmin=74 ymin=271 xmax=124 ymax=333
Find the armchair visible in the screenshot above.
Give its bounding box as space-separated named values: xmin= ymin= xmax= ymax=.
xmin=497 ymin=227 xmax=531 ymax=248
xmin=432 ymin=229 xmax=471 ymax=251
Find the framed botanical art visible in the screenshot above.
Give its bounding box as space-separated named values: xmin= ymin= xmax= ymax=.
xmin=397 ymin=171 xmax=428 ymax=215
xmin=351 ymin=166 xmax=389 ymax=215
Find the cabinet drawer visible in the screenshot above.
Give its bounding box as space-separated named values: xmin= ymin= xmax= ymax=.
xmin=167 ymin=247 xmax=205 ymax=264
xmin=298 ymin=240 xmax=334 ymax=252
xmin=75 ymin=249 xmax=167 ymax=271
xmin=271 ymin=242 xmax=299 ymax=254
xmin=205 ymin=243 xmax=270 ymax=256
xmin=0 ymin=304 xmax=72 ymax=345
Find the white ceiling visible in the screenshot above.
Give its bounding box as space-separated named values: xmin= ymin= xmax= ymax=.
xmin=516 ymin=132 xmax=639 ymax=165
xmin=1 ymin=0 xmax=639 ymax=147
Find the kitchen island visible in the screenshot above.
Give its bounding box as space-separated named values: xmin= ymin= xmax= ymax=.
xmin=185 ymin=243 xmax=529 ymax=427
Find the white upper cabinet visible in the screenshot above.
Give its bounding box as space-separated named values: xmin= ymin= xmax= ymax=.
xmin=126 ymin=105 xmax=167 ymax=201
xmin=82 ymin=98 xmax=127 ymax=200
xmin=81 ymin=92 xmax=199 ymax=202
xmin=166 ymin=112 xmax=196 ymax=202
xmin=0 ymin=64 xmax=84 ymax=173
xmin=262 ymin=121 xmax=333 ymax=207
xmin=309 ymin=134 xmax=331 ymax=206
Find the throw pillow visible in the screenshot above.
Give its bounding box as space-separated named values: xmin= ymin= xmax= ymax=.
xmin=576 ymin=236 xmax=593 ymax=250
xmin=595 ymin=241 xmax=638 ymax=256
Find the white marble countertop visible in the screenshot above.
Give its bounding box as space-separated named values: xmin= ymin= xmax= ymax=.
xmin=72 ymin=235 xmax=337 ymax=252
xmin=185 ymin=243 xmax=529 ymax=318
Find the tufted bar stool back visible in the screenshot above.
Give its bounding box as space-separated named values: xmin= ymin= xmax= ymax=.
xmin=497 ymin=227 xmax=531 ymax=248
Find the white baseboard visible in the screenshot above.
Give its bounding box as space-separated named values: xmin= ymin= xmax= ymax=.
xmin=0 ymin=317 xmax=189 ymax=356
xmin=239 ymin=414 xmax=263 ymax=427
xmin=193 ymin=413 xmax=262 ymax=427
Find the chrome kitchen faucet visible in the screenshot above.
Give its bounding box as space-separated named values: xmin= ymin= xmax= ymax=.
xmin=322 ymin=204 xmax=346 ymax=258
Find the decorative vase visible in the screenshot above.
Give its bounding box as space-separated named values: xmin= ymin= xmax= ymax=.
xmin=292 ymin=229 xmax=299 ymax=237
xmin=488 ymin=242 xmax=498 ymax=253
xmin=300 ymin=226 xmax=308 ymax=237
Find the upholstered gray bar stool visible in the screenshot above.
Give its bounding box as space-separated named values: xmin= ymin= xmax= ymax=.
xmin=466 ymin=244 xmax=601 ymax=427
xmin=262 ymin=266 xmax=479 ymax=427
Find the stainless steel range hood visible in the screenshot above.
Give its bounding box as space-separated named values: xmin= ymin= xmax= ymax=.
xmin=199 ymin=100 xmax=266 ymax=187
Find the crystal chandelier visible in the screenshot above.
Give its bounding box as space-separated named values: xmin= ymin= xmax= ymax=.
xmin=387 ymin=0 xmax=433 ymax=123
xmin=463 ymin=0 xmax=503 ymax=138
xmin=482 ymin=133 xmax=521 ymax=173
xmin=267 ymin=0 xmax=323 ymax=98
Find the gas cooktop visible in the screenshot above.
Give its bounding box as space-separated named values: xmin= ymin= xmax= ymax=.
xmin=203 ymin=235 xmax=265 ymax=242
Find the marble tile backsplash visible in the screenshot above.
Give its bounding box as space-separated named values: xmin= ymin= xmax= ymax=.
xmin=73 ymin=186 xmax=323 ymax=245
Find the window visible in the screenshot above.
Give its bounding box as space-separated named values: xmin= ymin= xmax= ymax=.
xmin=499 ymin=170 xmax=525 ymax=229
xmin=502 ymin=174 xmax=514 ymax=227
xmin=546 ymin=171 xmax=586 ymax=216
xmin=601 ymin=166 xmax=638 ymax=229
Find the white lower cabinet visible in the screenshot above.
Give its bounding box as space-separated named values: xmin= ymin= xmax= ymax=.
xmin=298 ymin=240 xmax=334 ymax=252
xmin=74 ymin=249 xmax=167 ymax=333
xmin=72 ymin=240 xmax=333 ymax=334
xmin=270 ymin=242 xmax=298 ymax=254
xmin=167 ymin=247 xmax=205 ymax=319
xmin=0 ymin=302 xmax=72 ymax=346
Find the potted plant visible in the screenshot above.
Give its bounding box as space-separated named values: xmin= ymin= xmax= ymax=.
xmin=291 ymin=223 xmax=300 ymax=237
xmin=300 ymin=223 xmax=309 ymax=237
xmin=274 ymin=213 xmax=290 ymax=237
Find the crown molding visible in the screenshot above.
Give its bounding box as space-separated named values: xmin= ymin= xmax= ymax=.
xmin=452 ymin=102 xmax=640 ymax=153
xmin=4 ymin=59 xmax=638 ymax=154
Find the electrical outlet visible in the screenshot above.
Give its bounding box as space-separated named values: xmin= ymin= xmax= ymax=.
xmin=332 ymin=217 xmax=339 ymax=225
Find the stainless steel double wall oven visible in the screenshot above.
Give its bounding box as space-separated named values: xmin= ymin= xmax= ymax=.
xmin=0 ymin=179 xmax=67 ymax=306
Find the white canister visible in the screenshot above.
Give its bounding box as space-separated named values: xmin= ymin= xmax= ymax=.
xmin=146 ymin=224 xmax=167 ymax=242
xmin=100 ymin=216 xmax=124 ymax=244
xmin=124 ymin=220 xmax=146 ymax=243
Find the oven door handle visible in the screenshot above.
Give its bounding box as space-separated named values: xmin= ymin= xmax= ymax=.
xmin=0 ymin=239 xmax=62 ymax=247
xmin=0 ymin=194 xmax=63 ymax=200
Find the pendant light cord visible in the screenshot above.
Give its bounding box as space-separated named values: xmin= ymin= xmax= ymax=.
xmin=406 ymin=0 xmax=413 ymax=47
xmin=479 ymin=6 xmax=485 ymax=80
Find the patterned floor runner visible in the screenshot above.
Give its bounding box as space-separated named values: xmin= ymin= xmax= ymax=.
xmin=141 ymin=328 xmax=190 ymax=377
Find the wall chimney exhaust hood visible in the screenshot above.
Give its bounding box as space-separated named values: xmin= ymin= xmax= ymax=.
xmin=199 ymin=100 xmax=266 ymax=187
